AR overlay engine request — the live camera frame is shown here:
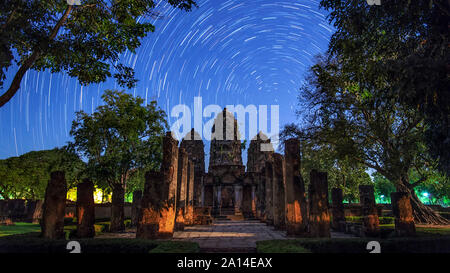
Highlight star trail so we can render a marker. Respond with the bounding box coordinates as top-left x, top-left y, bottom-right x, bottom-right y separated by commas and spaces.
0, 0, 334, 161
